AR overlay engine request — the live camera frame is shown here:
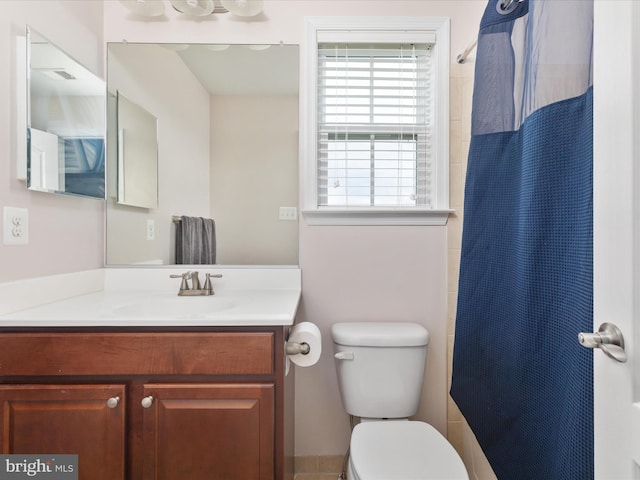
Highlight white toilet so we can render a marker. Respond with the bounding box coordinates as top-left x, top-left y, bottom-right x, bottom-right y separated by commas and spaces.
332, 322, 468, 480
